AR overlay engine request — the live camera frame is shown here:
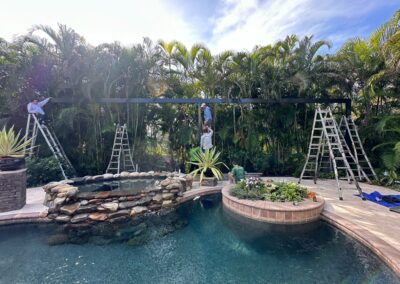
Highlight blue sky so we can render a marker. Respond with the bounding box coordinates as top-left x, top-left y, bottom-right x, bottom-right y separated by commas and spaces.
1, 0, 399, 53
